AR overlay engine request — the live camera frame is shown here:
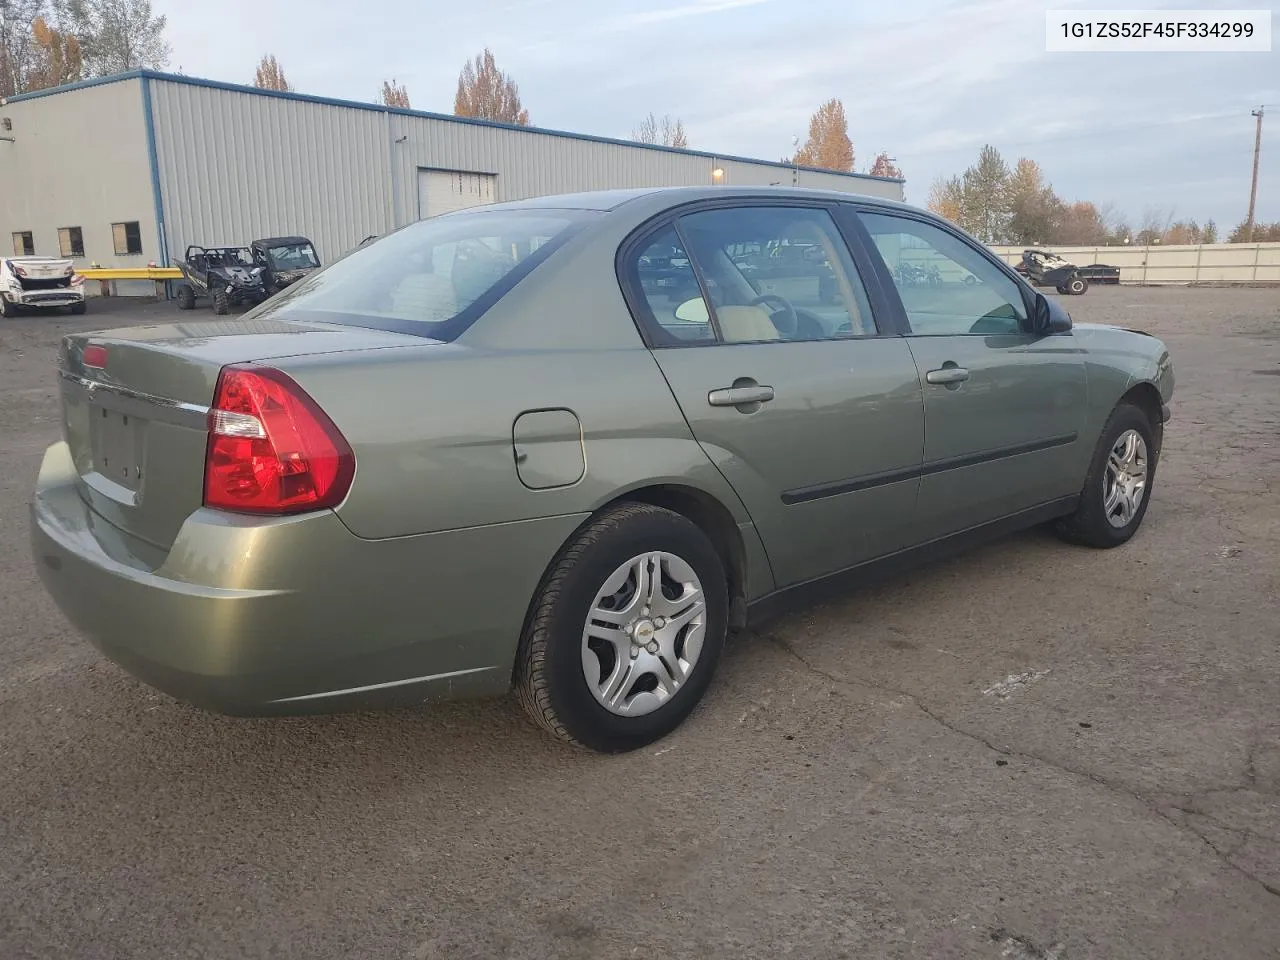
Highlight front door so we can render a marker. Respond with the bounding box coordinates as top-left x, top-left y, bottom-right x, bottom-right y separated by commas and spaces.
623, 204, 924, 588
852, 209, 1087, 538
